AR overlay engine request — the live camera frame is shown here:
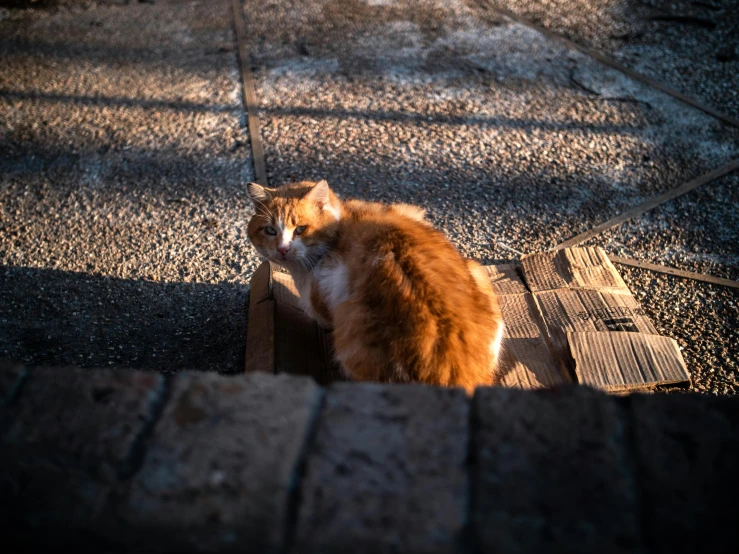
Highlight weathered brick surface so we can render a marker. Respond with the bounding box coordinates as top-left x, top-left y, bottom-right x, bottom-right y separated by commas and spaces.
112, 371, 322, 553
3, 362, 739, 554
293, 383, 470, 554
0, 366, 165, 543
631, 393, 739, 554
2, 366, 165, 479
472, 386, 644, 554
